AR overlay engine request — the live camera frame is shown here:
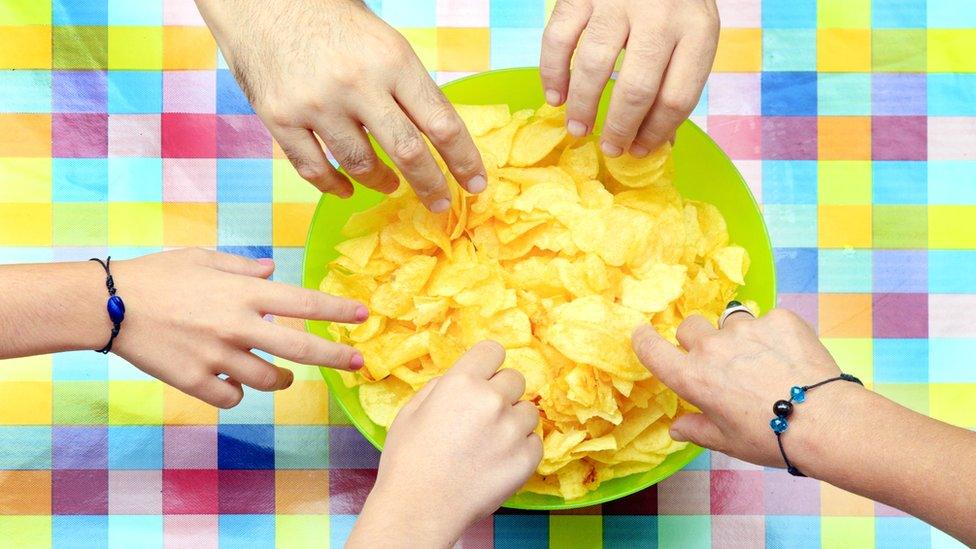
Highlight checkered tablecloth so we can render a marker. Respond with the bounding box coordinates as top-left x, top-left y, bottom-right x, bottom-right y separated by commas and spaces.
1, 0, 974, 547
